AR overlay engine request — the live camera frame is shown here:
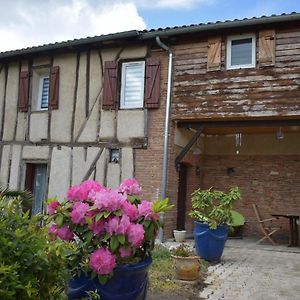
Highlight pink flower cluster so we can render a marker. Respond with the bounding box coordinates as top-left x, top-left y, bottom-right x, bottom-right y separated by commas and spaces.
47, 178, 163, 278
